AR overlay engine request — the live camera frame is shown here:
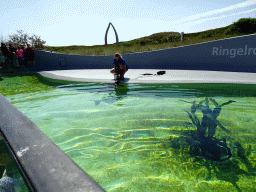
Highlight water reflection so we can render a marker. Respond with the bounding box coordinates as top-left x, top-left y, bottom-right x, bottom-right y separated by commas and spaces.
93, 83, 130, 105
57, 83, 256, 99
